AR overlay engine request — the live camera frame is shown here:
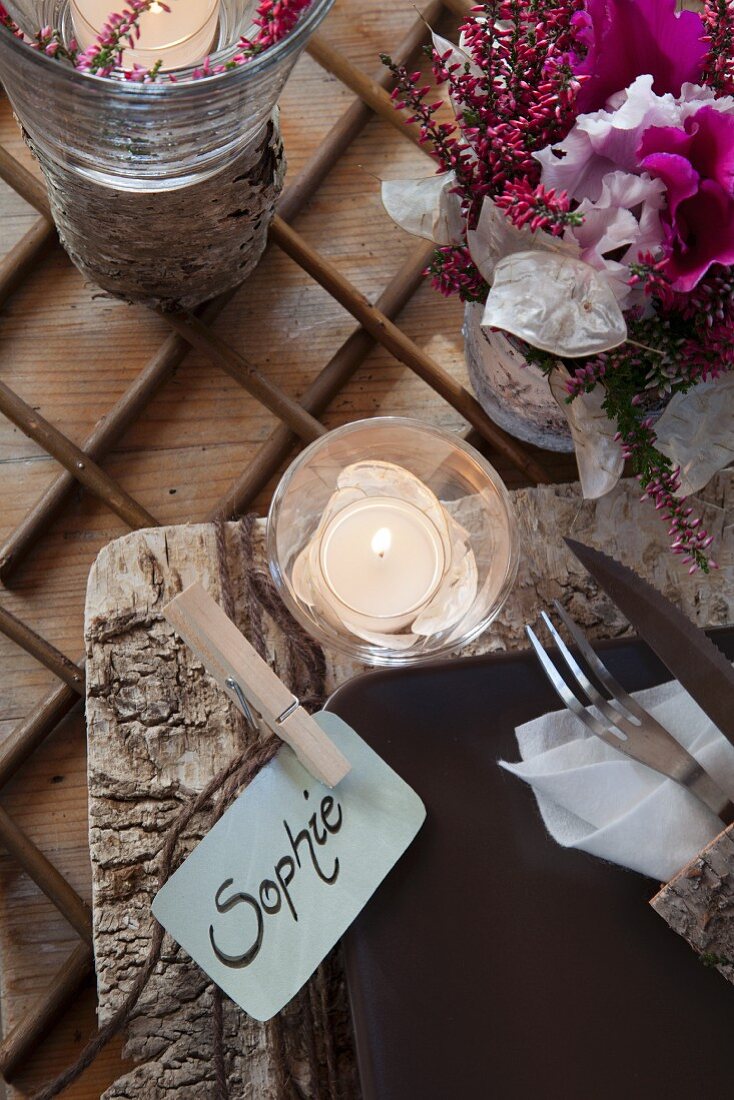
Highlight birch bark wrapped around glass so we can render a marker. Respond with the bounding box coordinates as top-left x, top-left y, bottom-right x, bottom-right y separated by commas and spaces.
0, 0, 333, 307
463, 301, 575, 453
